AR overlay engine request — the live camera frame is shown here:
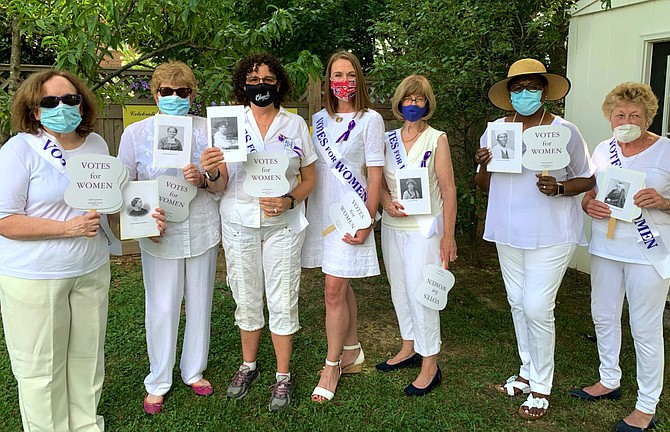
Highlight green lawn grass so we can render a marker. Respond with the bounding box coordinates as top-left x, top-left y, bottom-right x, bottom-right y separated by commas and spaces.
0, 238, 668, 431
